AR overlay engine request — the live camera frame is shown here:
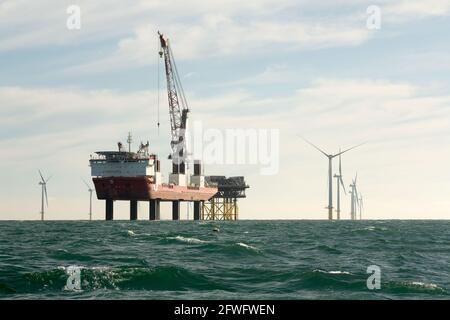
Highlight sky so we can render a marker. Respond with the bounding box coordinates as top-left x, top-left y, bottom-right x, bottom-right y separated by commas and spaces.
1, 0, 450, 220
